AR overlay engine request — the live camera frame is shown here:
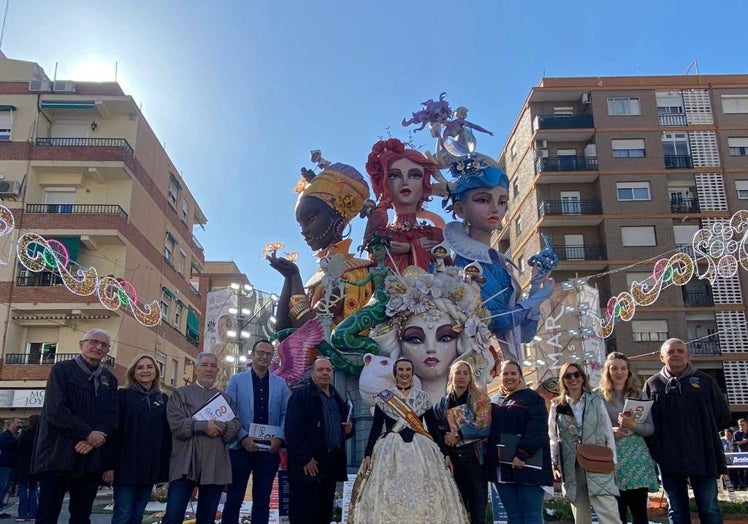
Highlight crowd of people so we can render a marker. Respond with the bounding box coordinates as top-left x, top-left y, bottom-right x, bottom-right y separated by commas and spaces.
0, 329, 731, 524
